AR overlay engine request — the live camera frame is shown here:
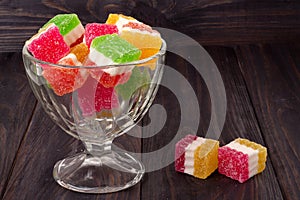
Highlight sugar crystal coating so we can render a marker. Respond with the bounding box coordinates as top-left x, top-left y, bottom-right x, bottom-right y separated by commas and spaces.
175, 135, 219, 179
121, 22, 162, 60
26, 13, 164, 98
175, 135, 198, 173
89, 34, 141, 65
218, 138, 267, 183
235, 138, 267, 173
27, 24, 70, 63
84, 23, 118, 47
43, 14, 85, 46
106, 13, 138, 31
89, 69, 131, 88
70, 43, 89, 63
193, 139, 219, 179
42, 54, 88, 96
77, 76, 119, 116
